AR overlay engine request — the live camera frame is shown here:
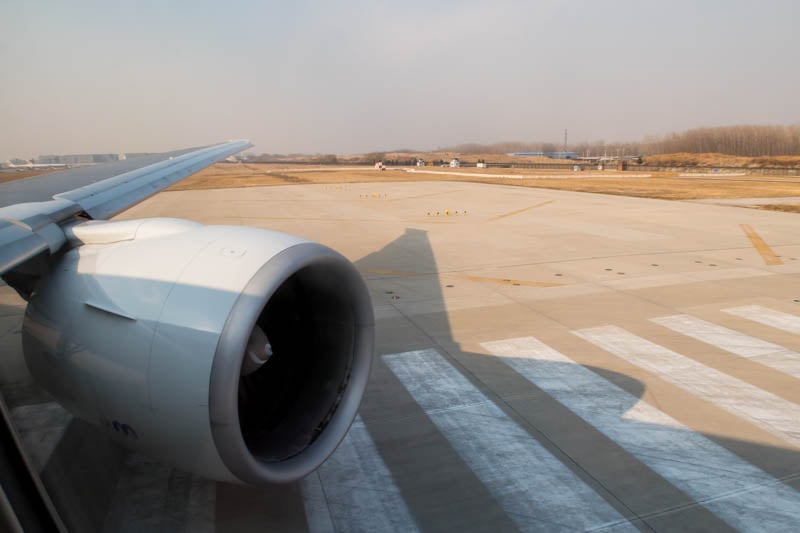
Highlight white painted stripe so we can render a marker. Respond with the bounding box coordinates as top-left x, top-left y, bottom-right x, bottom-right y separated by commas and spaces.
302, 415, 418, 533
301, 472, 336, 533
482, 337, 800, 531
101, 454, 217, 532
10, 402, 72, 472
575, 325, 800, 448
383, 349, 634, 532
652, 314, 800, 380
102, 455, 169, 531
724, 305, 800, 335
182, 477, 216, 533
